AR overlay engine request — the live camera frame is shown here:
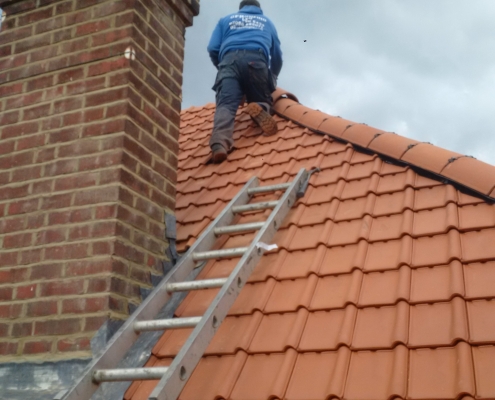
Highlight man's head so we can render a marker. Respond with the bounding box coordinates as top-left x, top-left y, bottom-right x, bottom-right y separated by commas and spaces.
239, 0, 261, 10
